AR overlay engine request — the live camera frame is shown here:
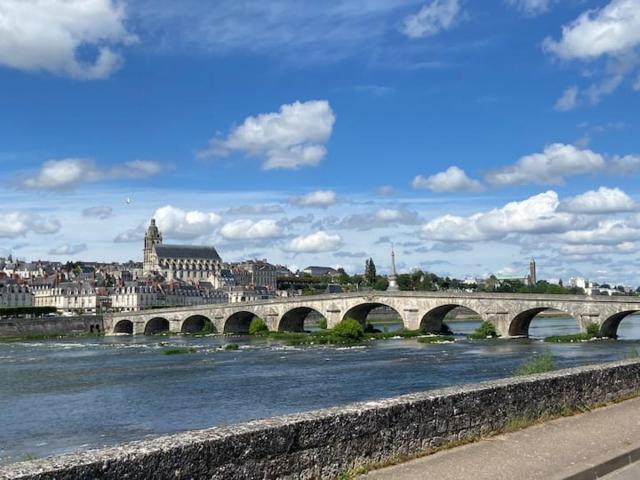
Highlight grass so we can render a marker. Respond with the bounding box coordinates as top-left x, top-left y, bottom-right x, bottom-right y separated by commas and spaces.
163, 347, 197, 355
337, 390, 640, 479
514, 353, 556, 376
544, 333, 595, 343
417, 335, 455, 344
626, 348, 640, 359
